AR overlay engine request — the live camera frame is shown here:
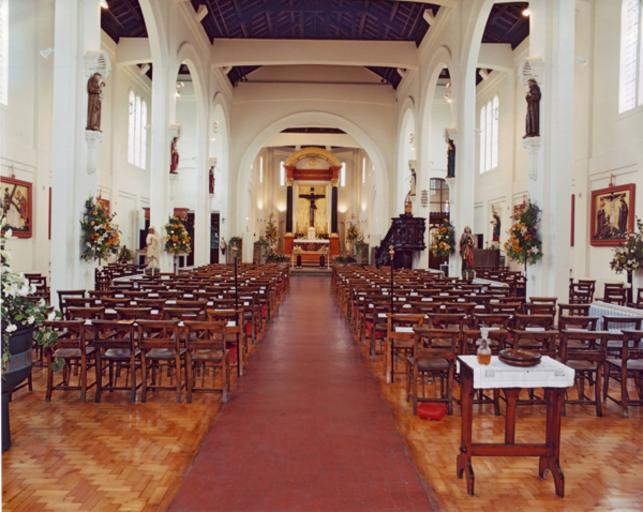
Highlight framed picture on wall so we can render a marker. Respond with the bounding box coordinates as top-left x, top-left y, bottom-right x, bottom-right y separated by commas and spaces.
0, 176, 33, 238
590, 183, 636, 246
